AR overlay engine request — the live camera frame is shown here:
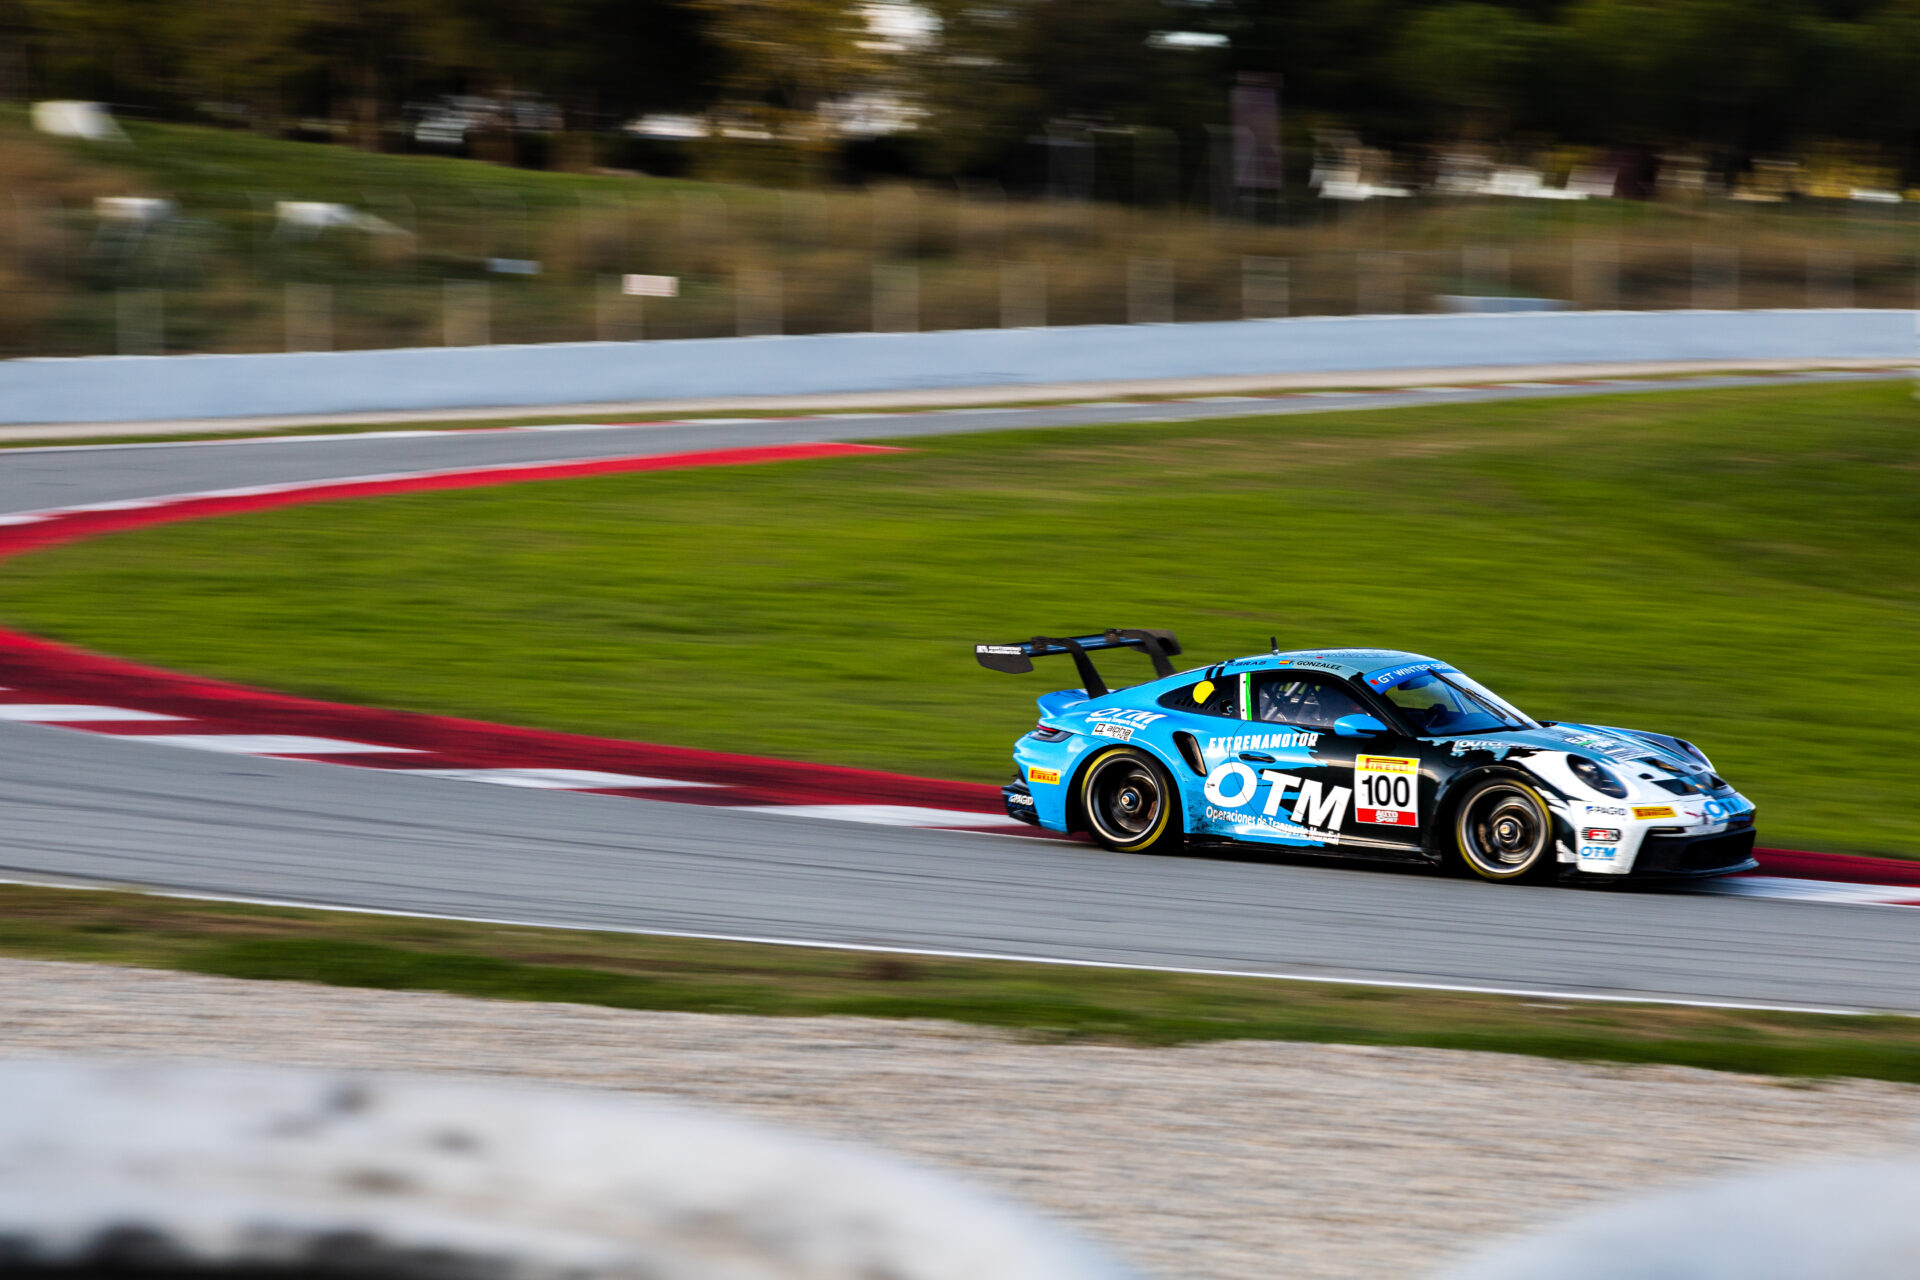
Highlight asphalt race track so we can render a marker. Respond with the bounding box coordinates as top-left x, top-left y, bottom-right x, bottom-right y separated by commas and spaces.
4, 372, 1919, 1014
